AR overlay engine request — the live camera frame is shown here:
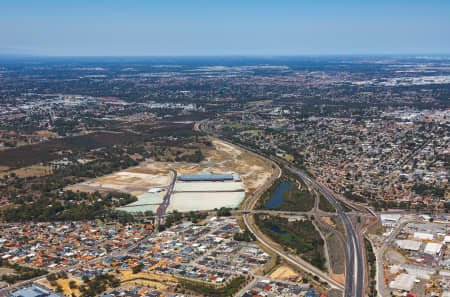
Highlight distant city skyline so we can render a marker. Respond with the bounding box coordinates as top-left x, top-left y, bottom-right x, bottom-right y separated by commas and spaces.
1, 0, 450, 56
